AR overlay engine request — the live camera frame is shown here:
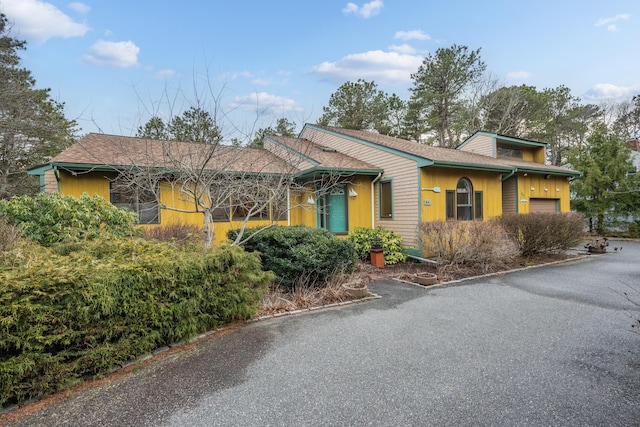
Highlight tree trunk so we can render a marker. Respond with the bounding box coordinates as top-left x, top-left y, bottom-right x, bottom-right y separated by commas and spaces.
203, 209, 213, 248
